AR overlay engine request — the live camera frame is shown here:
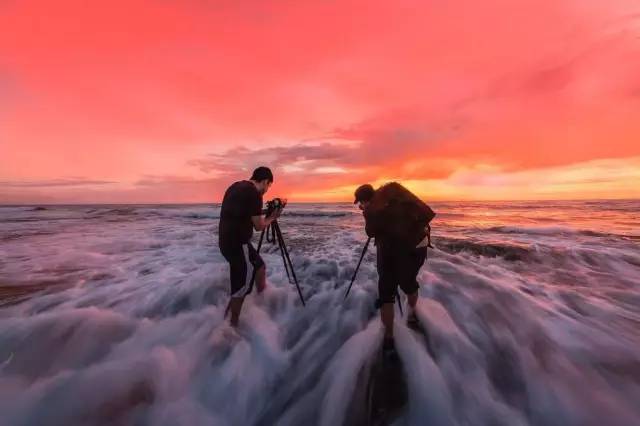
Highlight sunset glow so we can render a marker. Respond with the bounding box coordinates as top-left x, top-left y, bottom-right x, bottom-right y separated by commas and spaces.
1, 0, 640, 203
